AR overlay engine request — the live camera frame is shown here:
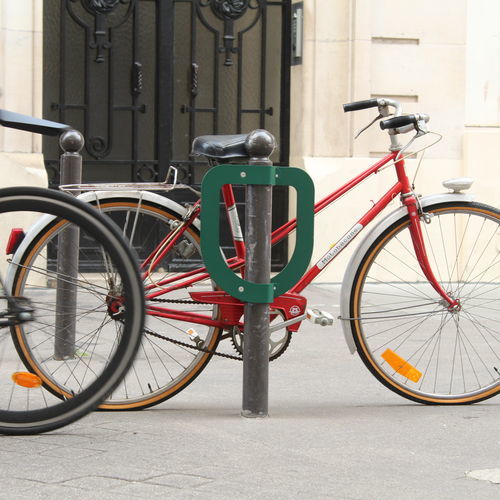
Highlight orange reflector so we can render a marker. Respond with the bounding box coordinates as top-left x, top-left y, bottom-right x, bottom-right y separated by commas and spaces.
11, 372, 42, 388
381, 349, 422, 383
